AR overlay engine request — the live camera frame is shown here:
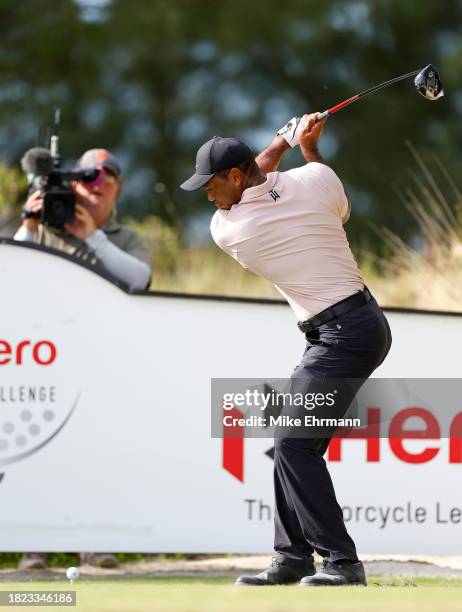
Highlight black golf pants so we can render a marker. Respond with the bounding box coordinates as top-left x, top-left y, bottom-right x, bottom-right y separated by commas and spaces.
274, 297, 392, 566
